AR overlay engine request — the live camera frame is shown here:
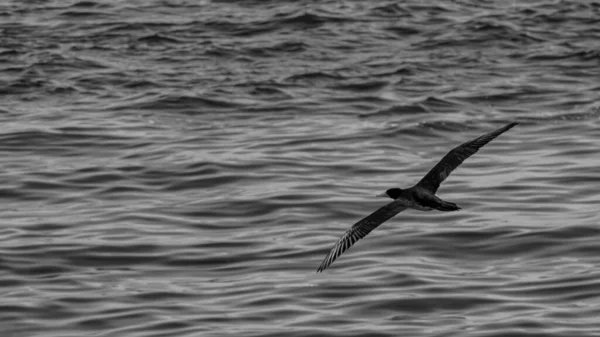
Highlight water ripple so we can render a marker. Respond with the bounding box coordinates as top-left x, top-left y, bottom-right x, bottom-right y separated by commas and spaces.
2, 0, 600, 336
